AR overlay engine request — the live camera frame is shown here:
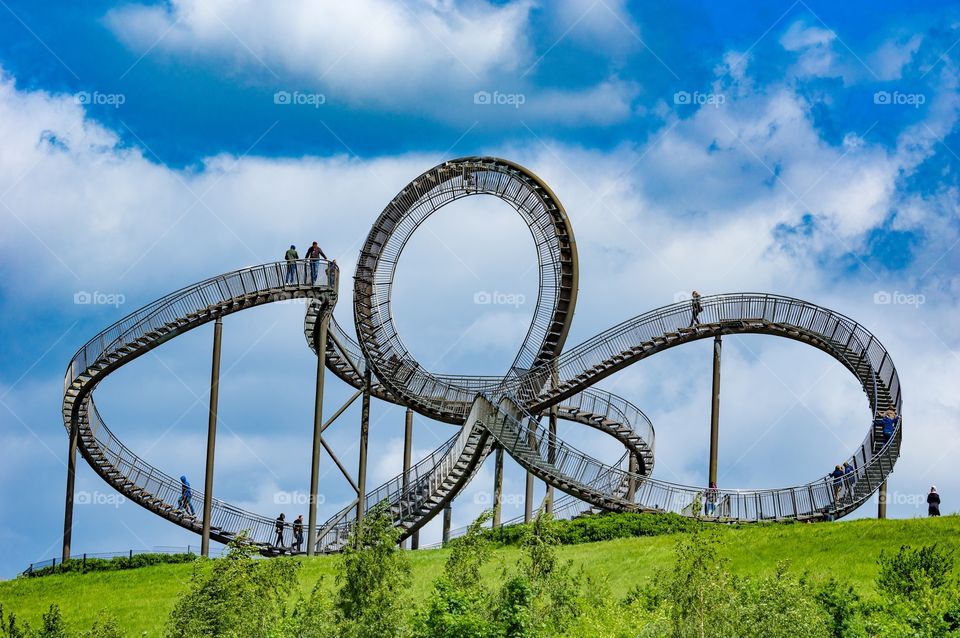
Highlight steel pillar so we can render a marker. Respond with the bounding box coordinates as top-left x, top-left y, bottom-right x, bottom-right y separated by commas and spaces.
878, 480, 888, 519
545, 407, 557, 515
356, 368, 371, 522
442, 502, 452, 545
709, 335, 721, 486
402, 408, 416, 549
201, 317, 223, 556
307, 313, 330, 556
524, 422, 537, 523
492, 444, 504, 528
62, 416, 80, 562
